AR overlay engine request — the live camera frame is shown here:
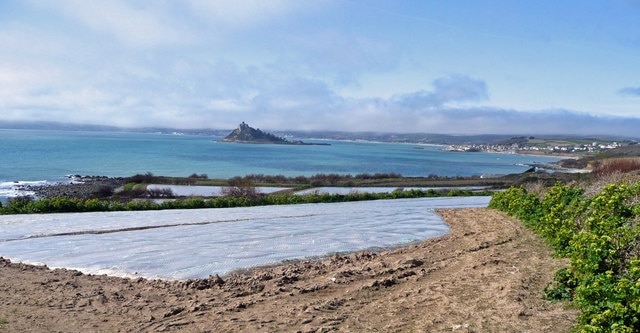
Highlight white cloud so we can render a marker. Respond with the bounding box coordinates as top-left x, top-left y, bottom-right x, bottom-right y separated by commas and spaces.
392, 75, 489, 109
30, 0, 190, 47
2, 1, 639, 137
